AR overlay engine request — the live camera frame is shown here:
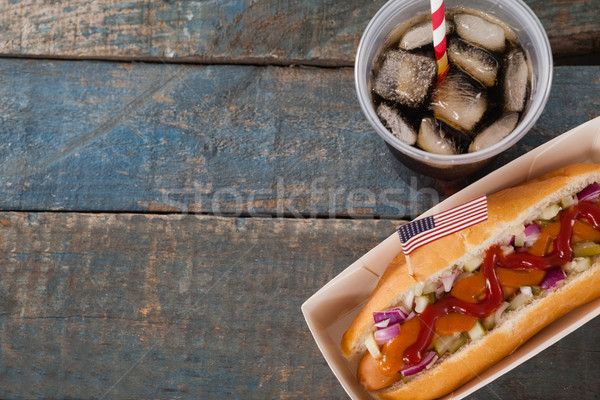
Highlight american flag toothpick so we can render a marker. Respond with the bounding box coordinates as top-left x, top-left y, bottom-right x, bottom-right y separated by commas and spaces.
397, 195, 488, 276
